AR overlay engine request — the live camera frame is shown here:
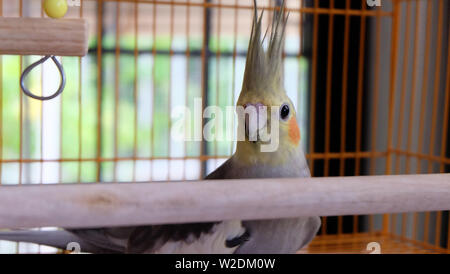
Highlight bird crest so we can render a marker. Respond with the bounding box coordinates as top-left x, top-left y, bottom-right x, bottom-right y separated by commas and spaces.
242, 0, 288, 94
